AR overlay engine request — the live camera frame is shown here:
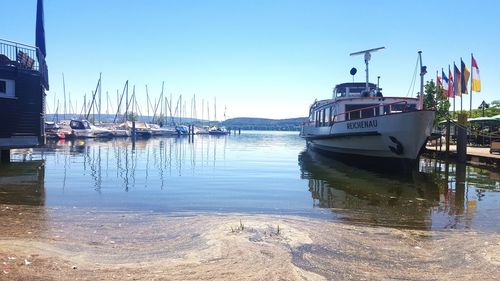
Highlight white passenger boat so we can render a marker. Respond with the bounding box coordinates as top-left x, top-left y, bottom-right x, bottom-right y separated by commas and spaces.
300, 48, 435, 164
